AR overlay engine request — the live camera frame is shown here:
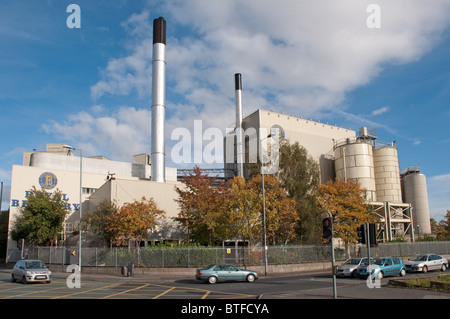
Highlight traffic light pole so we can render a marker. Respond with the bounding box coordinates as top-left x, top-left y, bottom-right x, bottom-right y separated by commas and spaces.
330, 222, 337, 299
366, 223, 371, 266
